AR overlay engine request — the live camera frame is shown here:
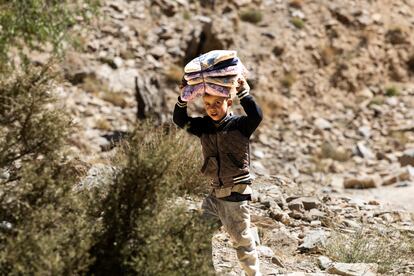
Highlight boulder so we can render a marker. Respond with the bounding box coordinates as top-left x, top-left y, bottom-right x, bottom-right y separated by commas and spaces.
298, 230, 327, 252
288, 198, 305, 212
314, 118, 332, 130
318, 256, 332, 270
301, 197, 321, 210
256, 245, 274, 258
